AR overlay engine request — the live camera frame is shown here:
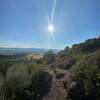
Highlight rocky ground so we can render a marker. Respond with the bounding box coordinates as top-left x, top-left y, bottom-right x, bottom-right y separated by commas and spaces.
42, 67, 71, 100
